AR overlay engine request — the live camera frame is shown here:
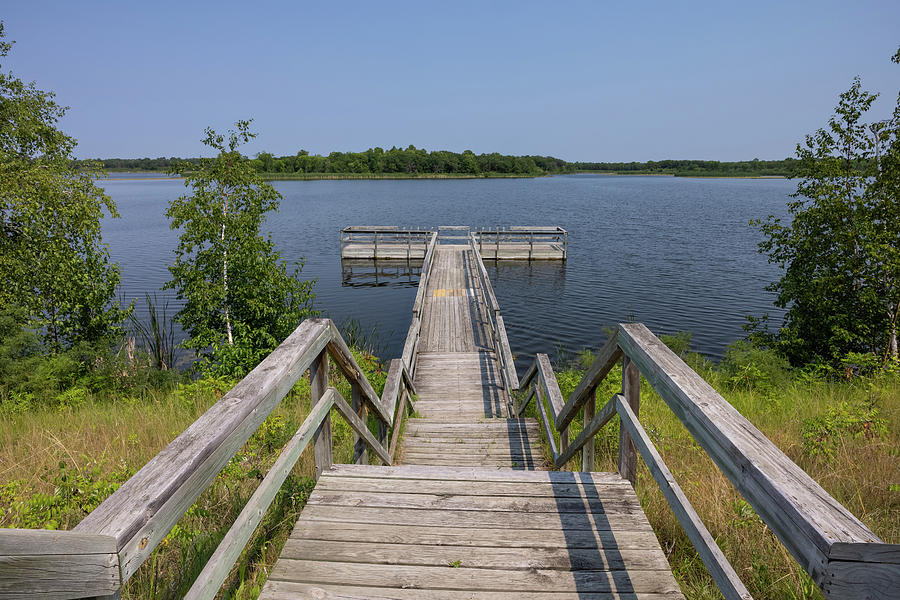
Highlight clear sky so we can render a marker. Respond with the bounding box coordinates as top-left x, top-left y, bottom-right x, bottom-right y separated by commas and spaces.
3, 1, 898, 161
